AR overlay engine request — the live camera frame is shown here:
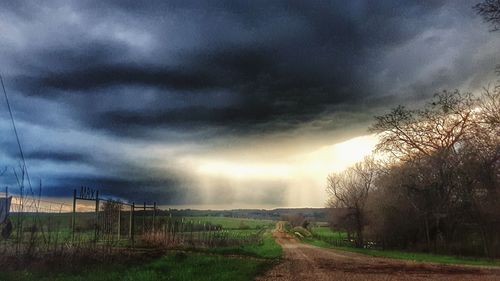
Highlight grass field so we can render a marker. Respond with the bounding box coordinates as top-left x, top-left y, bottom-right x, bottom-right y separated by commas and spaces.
1, 217, 281, 281
187, 216, 275, 229
310, 226, 347, 239
7, 214, 275, 248
0, 252, 271, 281
207, 231, 282, 259
307, 226, 352, 247
302, 227, 500, 267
